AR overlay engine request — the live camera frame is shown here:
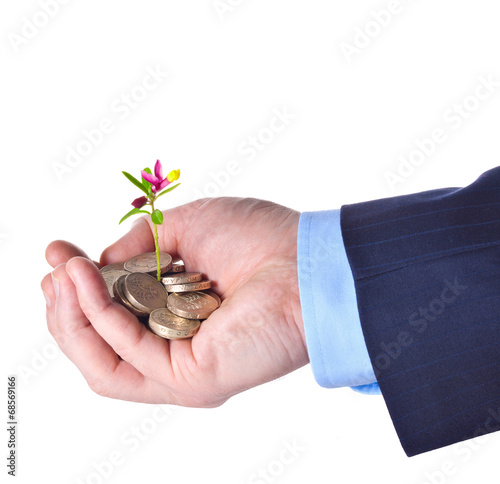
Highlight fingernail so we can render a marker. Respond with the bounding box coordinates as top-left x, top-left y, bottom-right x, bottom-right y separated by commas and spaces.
42, 291, 51, 308
51, 272, 59, 298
